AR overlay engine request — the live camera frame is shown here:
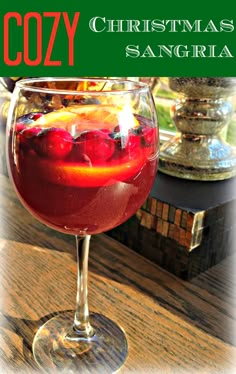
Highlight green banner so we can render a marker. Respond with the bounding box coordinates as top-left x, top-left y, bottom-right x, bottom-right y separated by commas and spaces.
0, 0, 236, 76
